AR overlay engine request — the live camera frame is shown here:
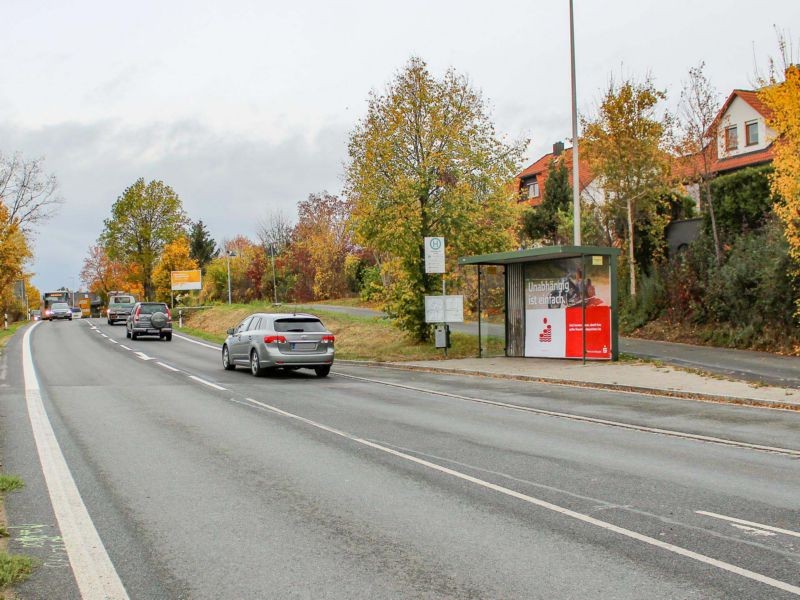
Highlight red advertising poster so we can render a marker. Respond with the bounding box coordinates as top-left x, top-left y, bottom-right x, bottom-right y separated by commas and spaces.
524, 257, 612, 360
